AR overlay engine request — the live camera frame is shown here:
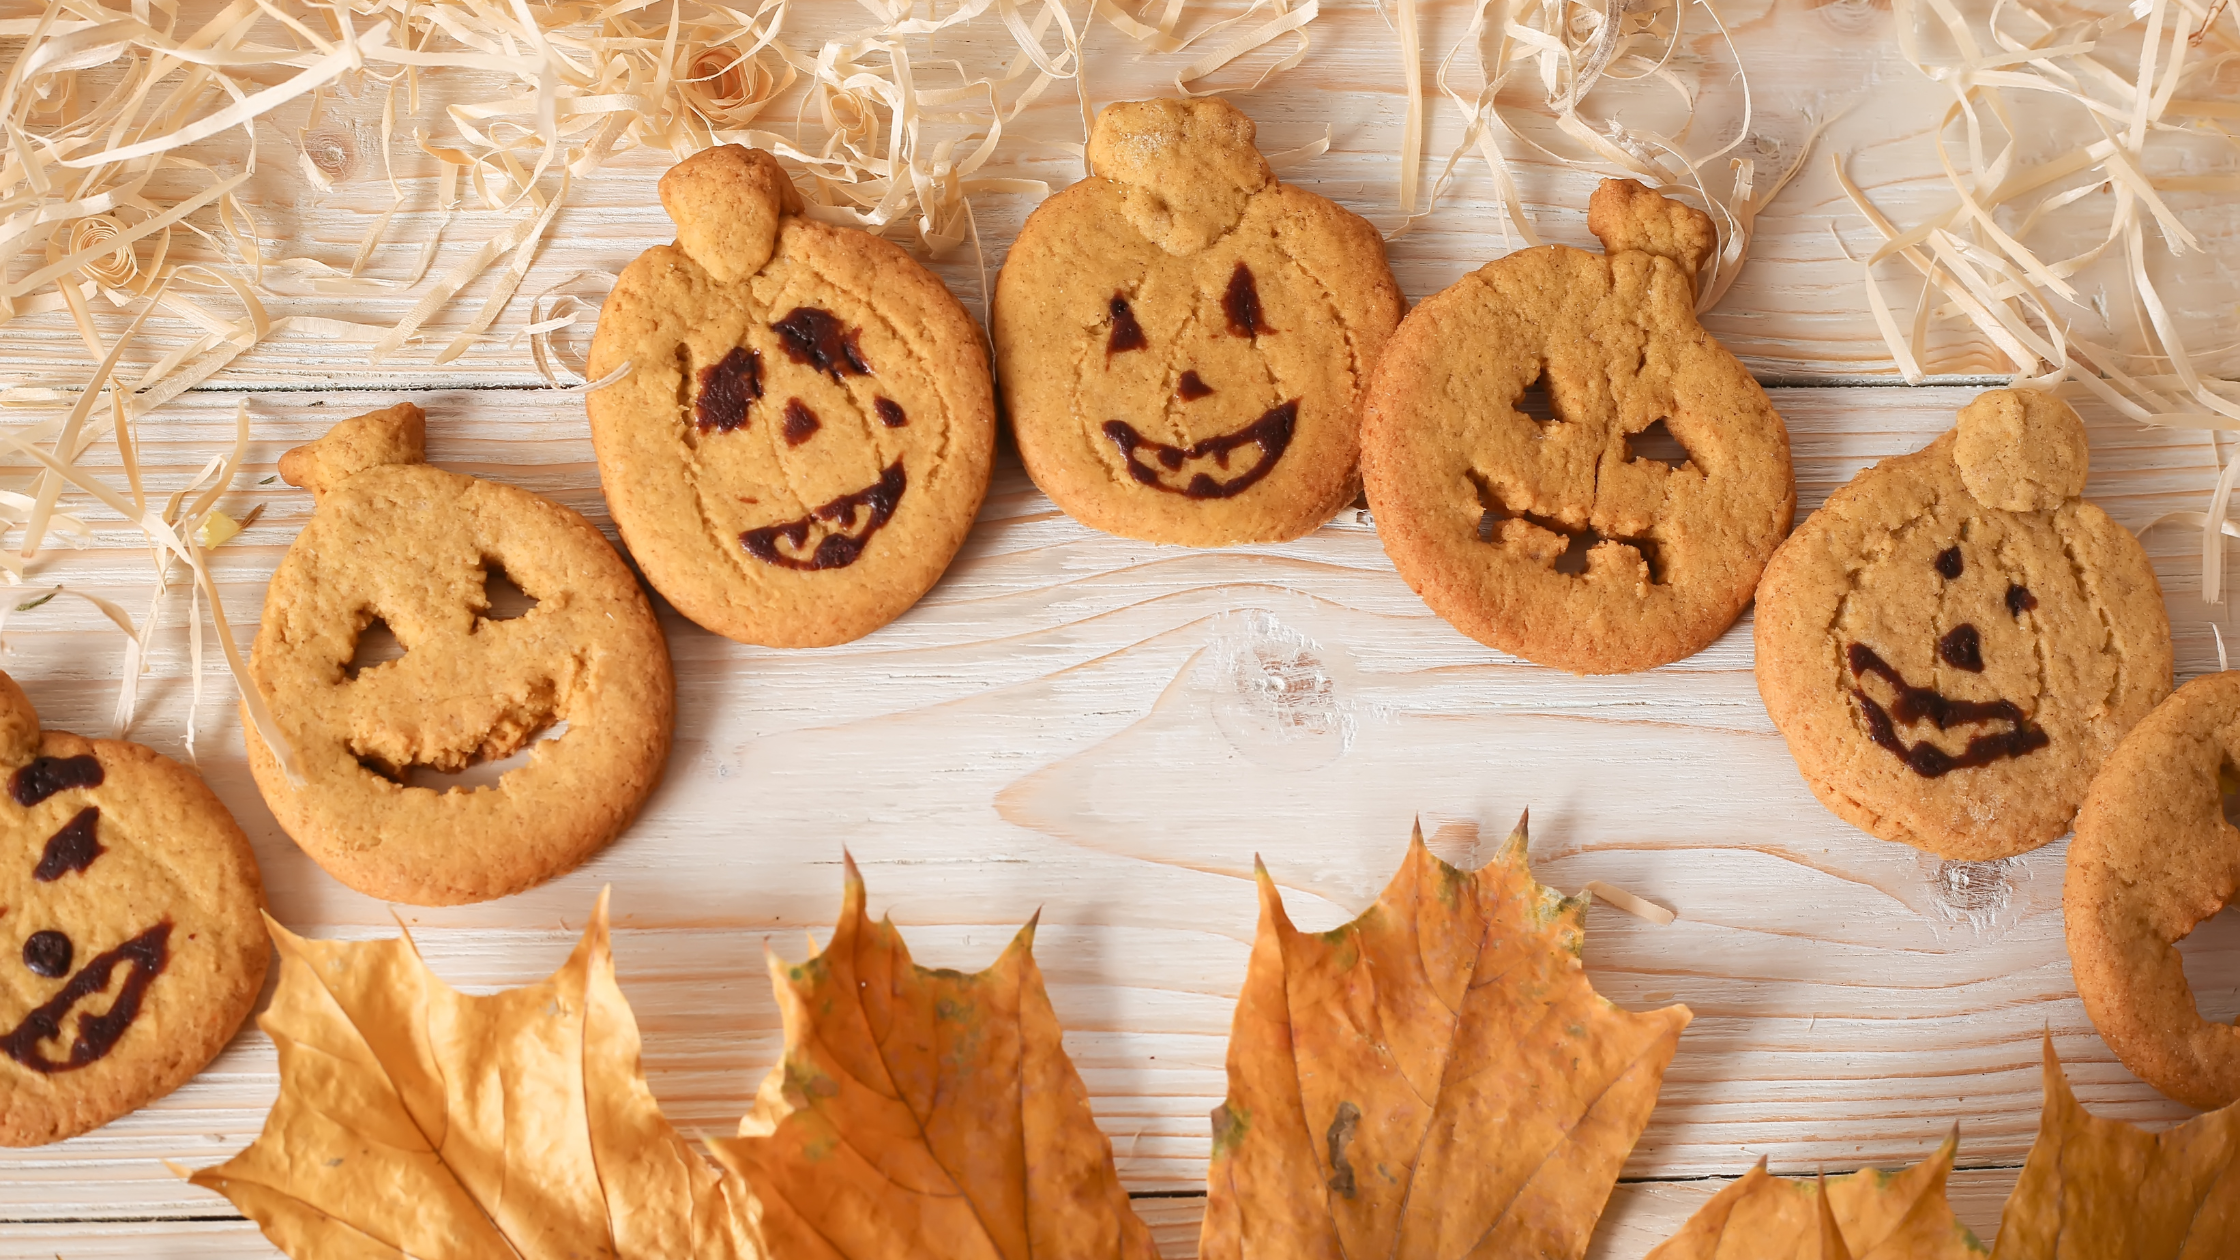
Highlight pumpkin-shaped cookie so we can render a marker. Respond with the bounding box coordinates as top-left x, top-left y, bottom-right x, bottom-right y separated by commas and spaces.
0, 672, 266, 1145
245, 403, 673, 906
1361, 179, 1795, 674
2067, 672, 2240, 1108
1755, 388, 2172, 859
587, 145, 997, 648
993, 97, 1404, 546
